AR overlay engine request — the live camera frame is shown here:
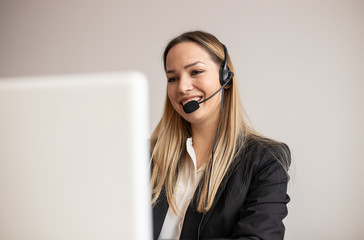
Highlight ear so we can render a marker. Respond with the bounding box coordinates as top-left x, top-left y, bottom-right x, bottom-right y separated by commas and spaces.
223, 72, 234, 89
